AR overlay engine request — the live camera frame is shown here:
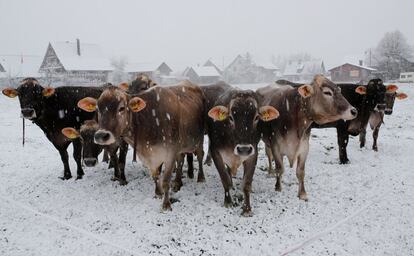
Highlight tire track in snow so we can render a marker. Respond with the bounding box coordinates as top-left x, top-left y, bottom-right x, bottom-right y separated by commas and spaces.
0, 194, 138, 256
279, 189, 390, 256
